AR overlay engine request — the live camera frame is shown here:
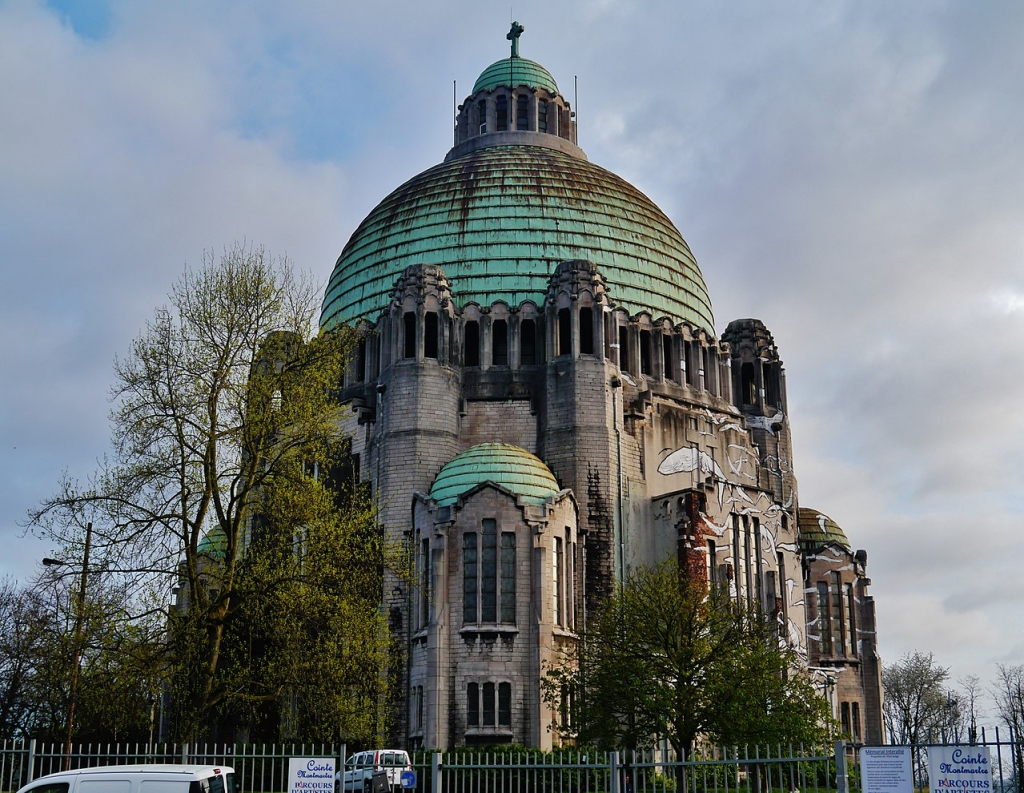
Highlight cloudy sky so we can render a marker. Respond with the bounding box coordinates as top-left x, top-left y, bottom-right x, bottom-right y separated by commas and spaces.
2, 0, 1023, 711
